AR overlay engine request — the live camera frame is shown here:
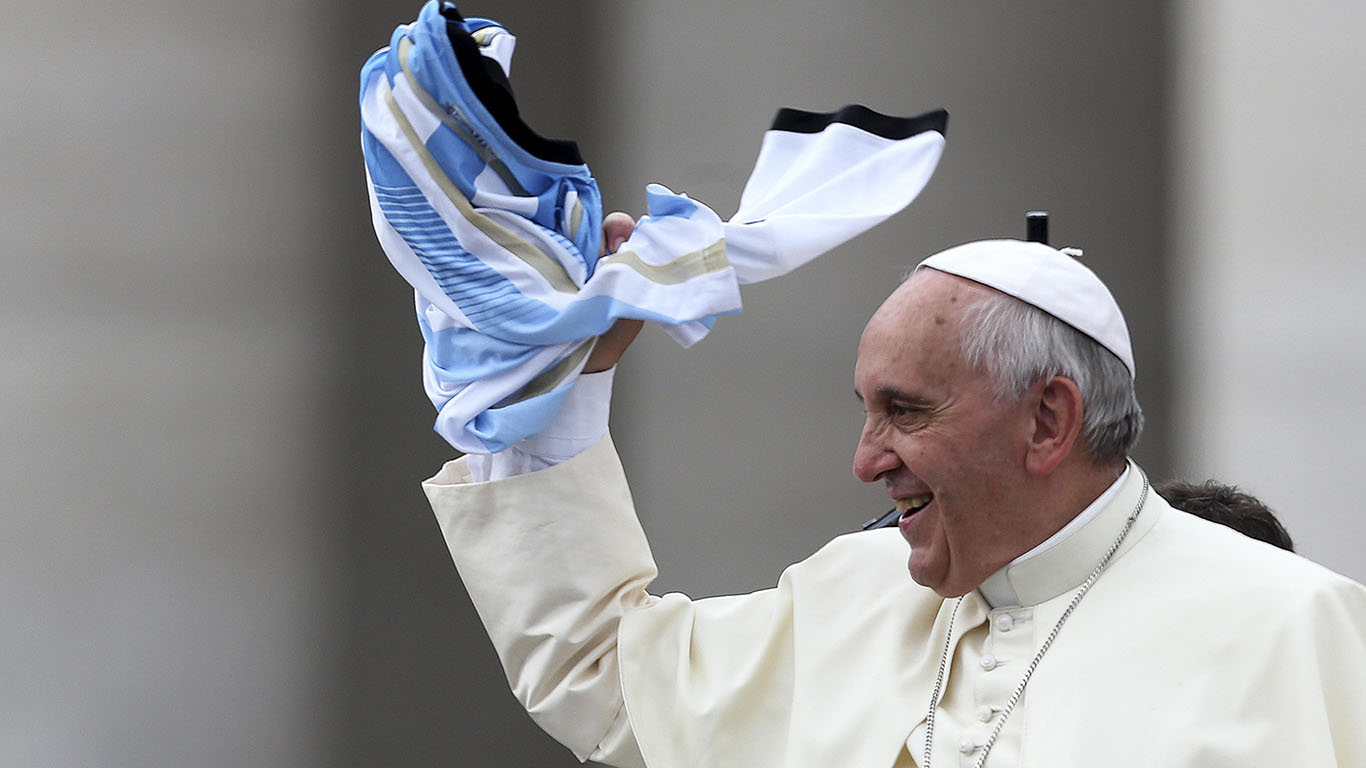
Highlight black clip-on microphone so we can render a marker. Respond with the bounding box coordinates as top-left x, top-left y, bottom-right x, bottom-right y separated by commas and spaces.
861, 508, 903, 531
